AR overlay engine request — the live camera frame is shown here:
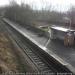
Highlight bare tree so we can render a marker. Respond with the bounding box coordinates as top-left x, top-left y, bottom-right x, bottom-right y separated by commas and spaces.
4, 0, 35, 26
67, 6, 75, 27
